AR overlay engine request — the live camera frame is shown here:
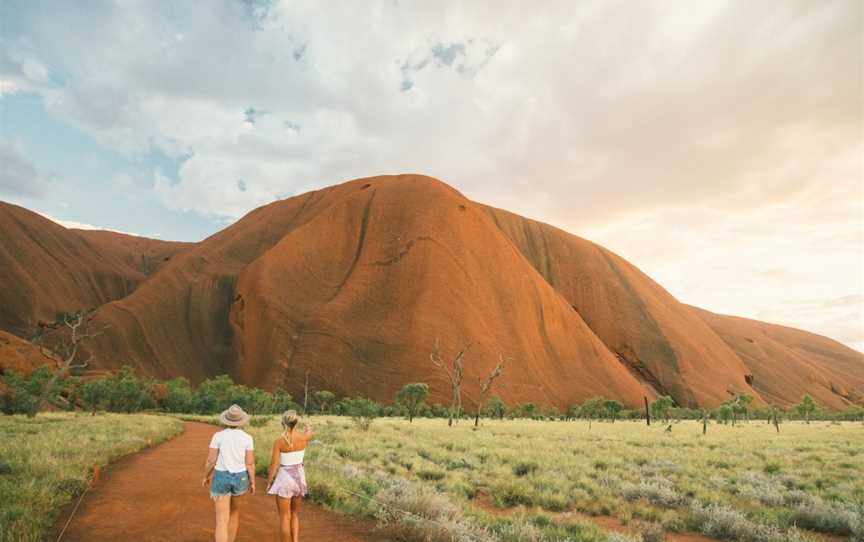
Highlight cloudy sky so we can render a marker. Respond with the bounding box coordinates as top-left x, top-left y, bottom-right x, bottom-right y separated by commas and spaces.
1, 0, 861, 350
